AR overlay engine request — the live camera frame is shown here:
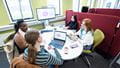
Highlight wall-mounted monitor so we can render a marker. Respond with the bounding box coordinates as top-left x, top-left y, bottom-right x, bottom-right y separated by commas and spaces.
36, 8, 56, 20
